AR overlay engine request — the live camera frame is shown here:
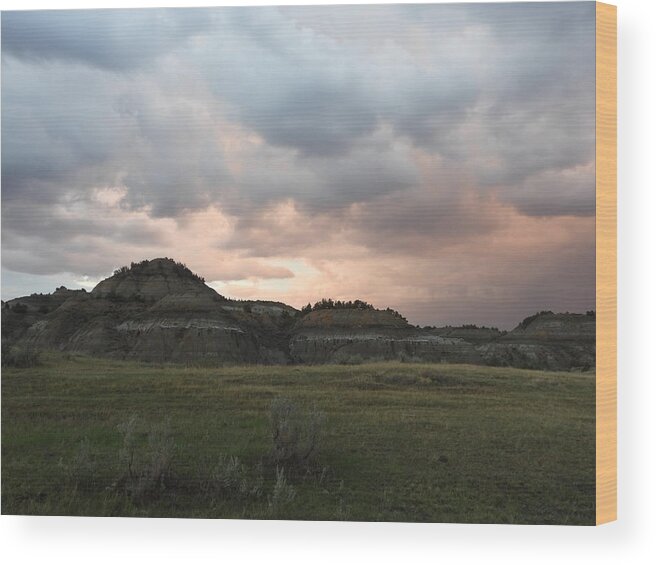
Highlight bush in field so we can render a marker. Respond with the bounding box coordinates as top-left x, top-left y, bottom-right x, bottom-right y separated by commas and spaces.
117, 414, 139, 480
269, 397, 325, 467
145, 420, 175, 488
60, 438, 97, 490
267, 467, 296, 516
116, 415, 175, 501
1, 344, 41, 368
200, 455, 263, 500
